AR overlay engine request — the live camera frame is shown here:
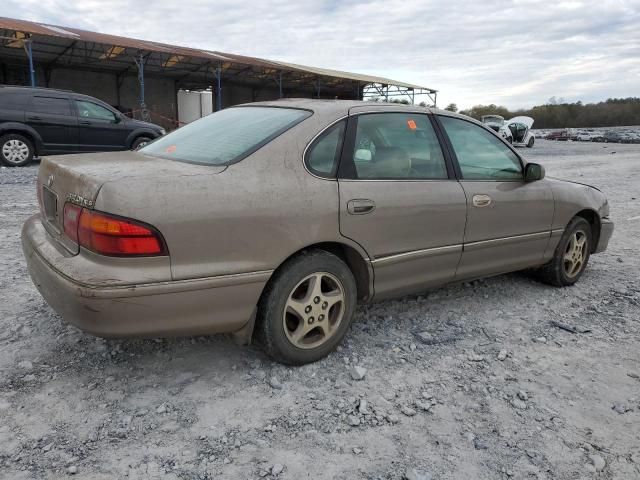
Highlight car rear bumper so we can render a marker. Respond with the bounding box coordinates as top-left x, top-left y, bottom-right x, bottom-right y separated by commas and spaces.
22, 214, 270, 338
594, 217, 614, 254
